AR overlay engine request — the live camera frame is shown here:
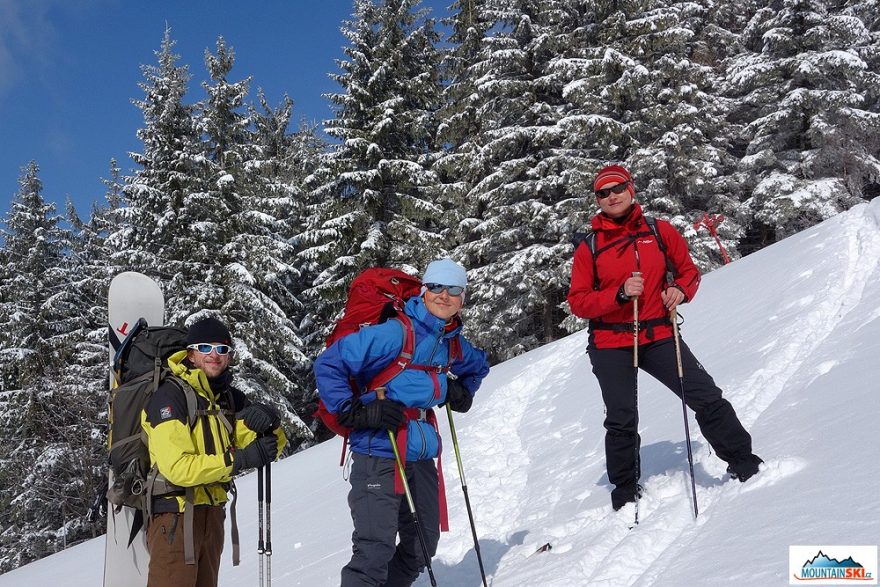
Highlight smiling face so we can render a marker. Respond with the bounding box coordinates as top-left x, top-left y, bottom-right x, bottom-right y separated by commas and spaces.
187, 343, 232, 378
596, 182, 634, 219
423, 288, 464, 321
